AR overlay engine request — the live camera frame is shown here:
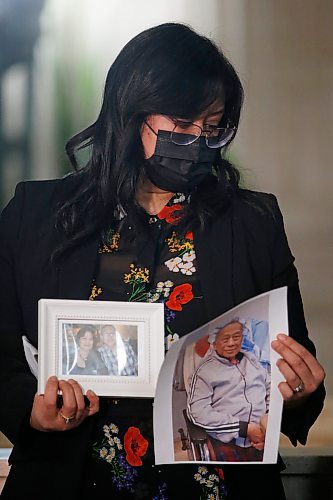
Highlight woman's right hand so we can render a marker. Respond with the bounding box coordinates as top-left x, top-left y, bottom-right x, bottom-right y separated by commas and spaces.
30, 376, 99, 432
